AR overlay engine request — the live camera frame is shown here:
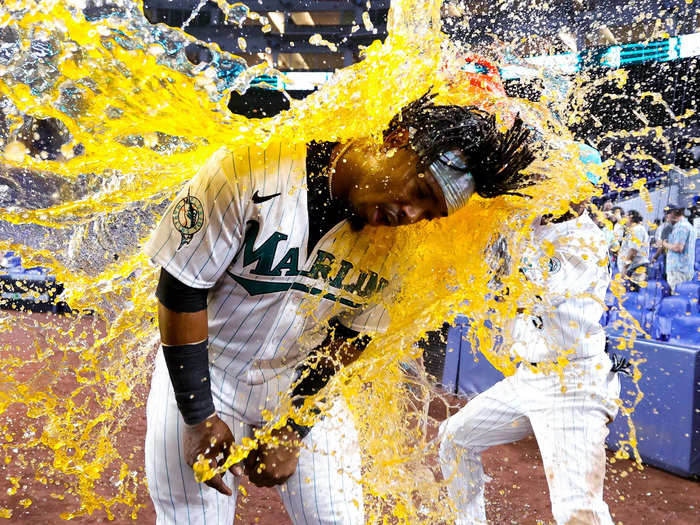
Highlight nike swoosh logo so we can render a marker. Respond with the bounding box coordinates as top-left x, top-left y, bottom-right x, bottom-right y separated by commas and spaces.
252, 190, 281, 204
